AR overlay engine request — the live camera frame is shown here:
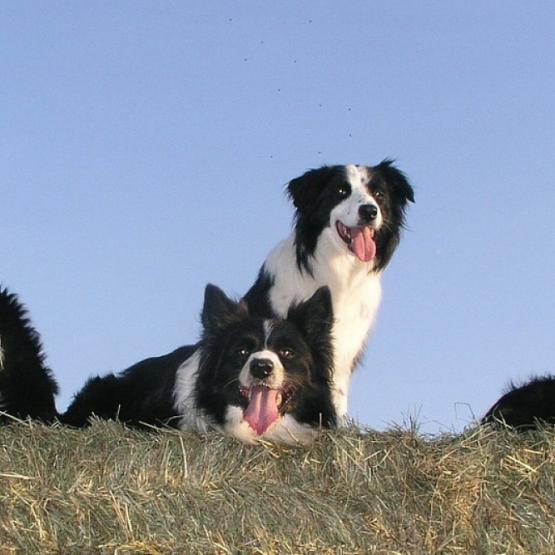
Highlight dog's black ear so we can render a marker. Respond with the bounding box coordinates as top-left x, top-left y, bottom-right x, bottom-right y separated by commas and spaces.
201, 284, 247, 333
287, 167, 333, 210
375, 159, 414, 204
287, 286, 334, 345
